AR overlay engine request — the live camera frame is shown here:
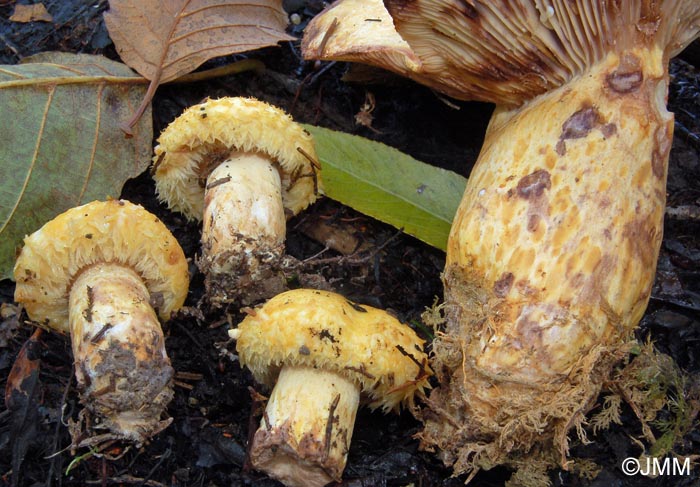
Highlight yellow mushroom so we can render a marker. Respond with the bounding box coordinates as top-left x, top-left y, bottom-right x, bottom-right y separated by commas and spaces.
303, 0, 700, 479
13, 200, 189, 444
229, 289, 432, 487
152, 97, 321, 307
